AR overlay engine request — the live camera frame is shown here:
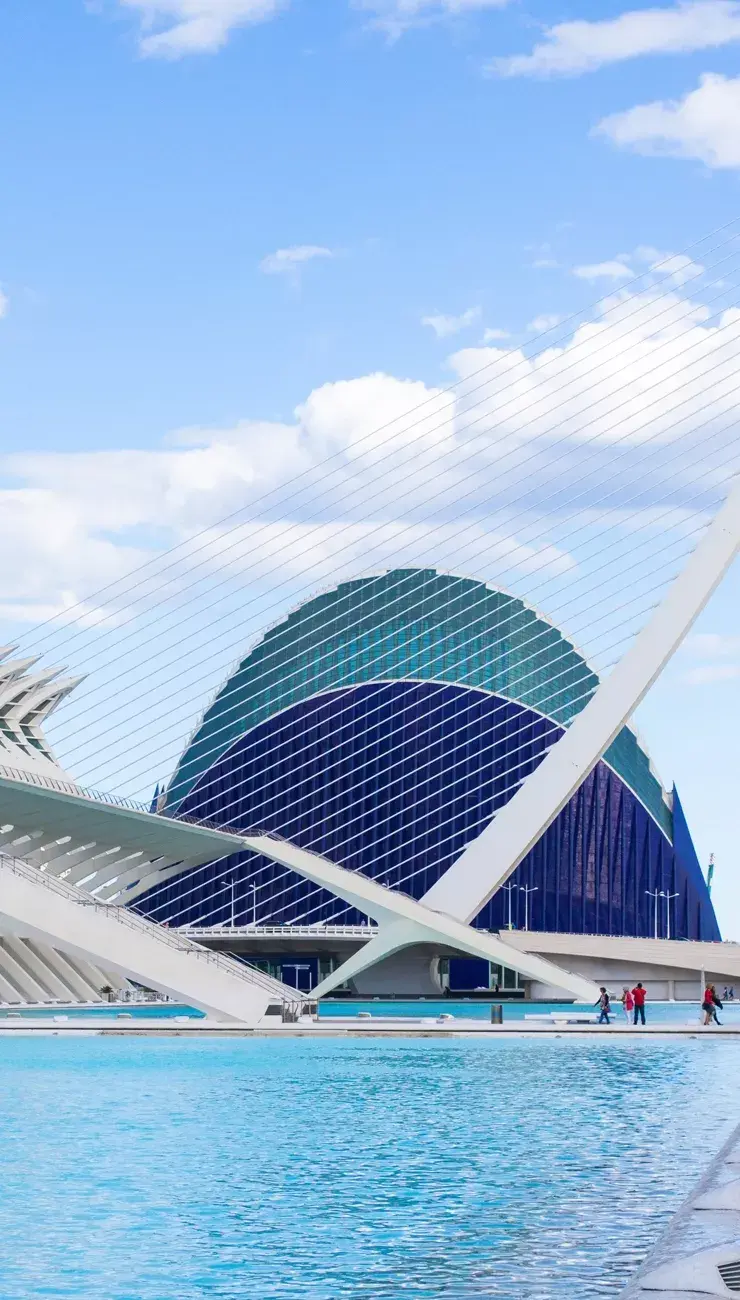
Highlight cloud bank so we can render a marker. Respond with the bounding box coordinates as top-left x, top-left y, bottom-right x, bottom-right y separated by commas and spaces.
494, 1, 740, 77
596, 72, 740, 168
